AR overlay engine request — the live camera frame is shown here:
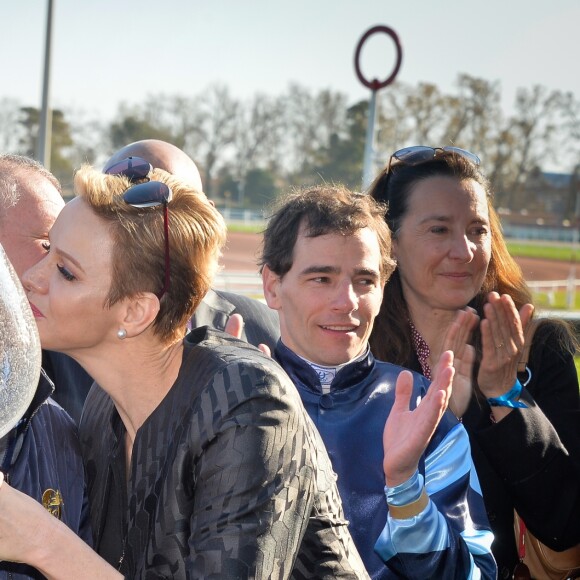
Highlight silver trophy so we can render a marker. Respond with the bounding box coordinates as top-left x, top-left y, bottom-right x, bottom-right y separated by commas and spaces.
0, 245, 40, 438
